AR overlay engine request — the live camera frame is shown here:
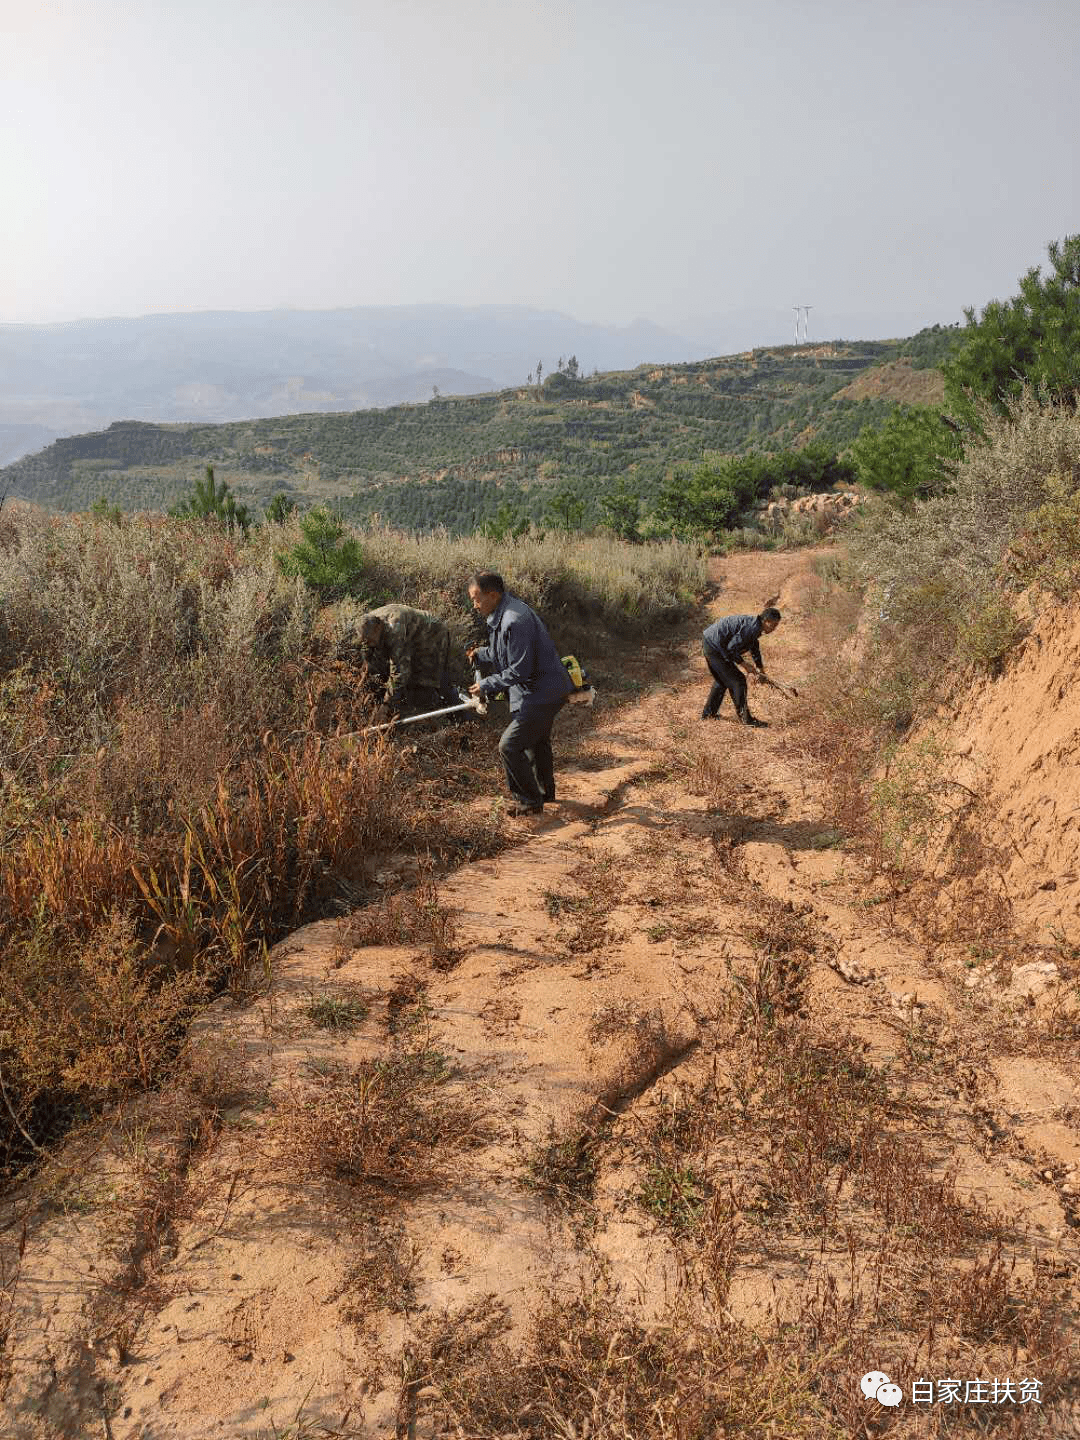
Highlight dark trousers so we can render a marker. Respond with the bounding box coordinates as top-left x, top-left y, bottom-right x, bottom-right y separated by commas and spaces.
498, 699, 566, 806
702, 644, 749, 720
